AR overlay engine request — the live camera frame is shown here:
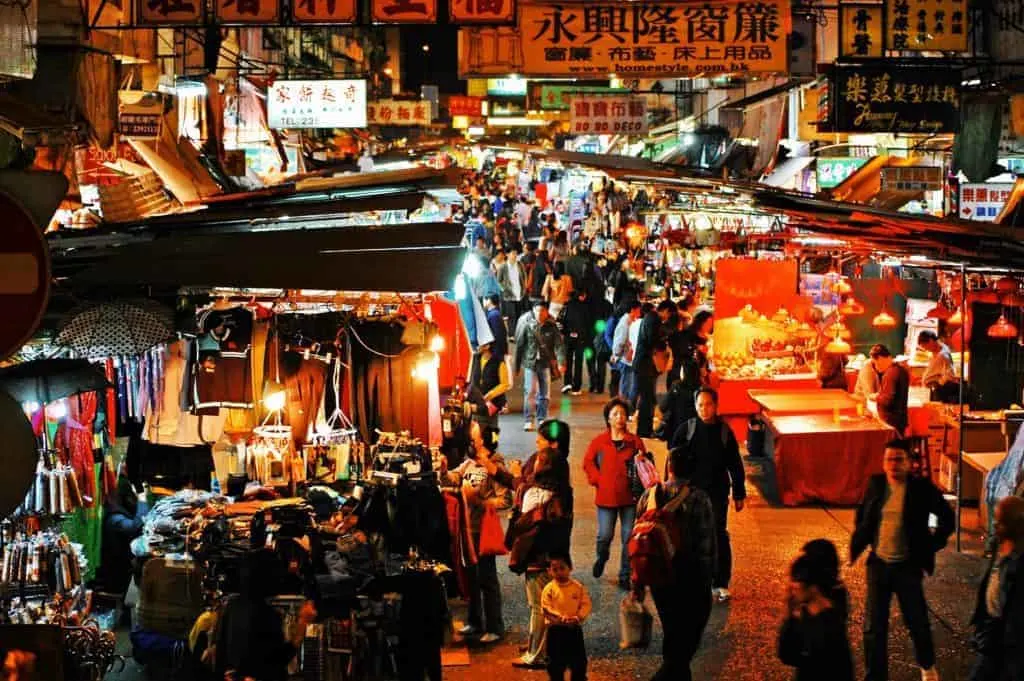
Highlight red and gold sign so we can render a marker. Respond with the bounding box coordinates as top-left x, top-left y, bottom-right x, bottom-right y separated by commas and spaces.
291, 0, 357, 23
450, 0, 515, 24
136, 0, 203, 25
367, 100, 432, 126
448, 96, 485, 117
372, 0, 437, 23
214, 0, 279, 23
